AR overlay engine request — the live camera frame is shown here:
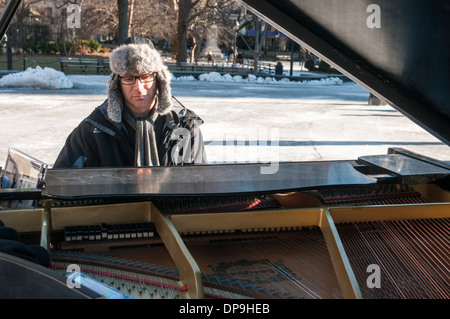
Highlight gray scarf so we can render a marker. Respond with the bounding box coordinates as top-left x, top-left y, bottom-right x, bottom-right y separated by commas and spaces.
122, 106, 160, 167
